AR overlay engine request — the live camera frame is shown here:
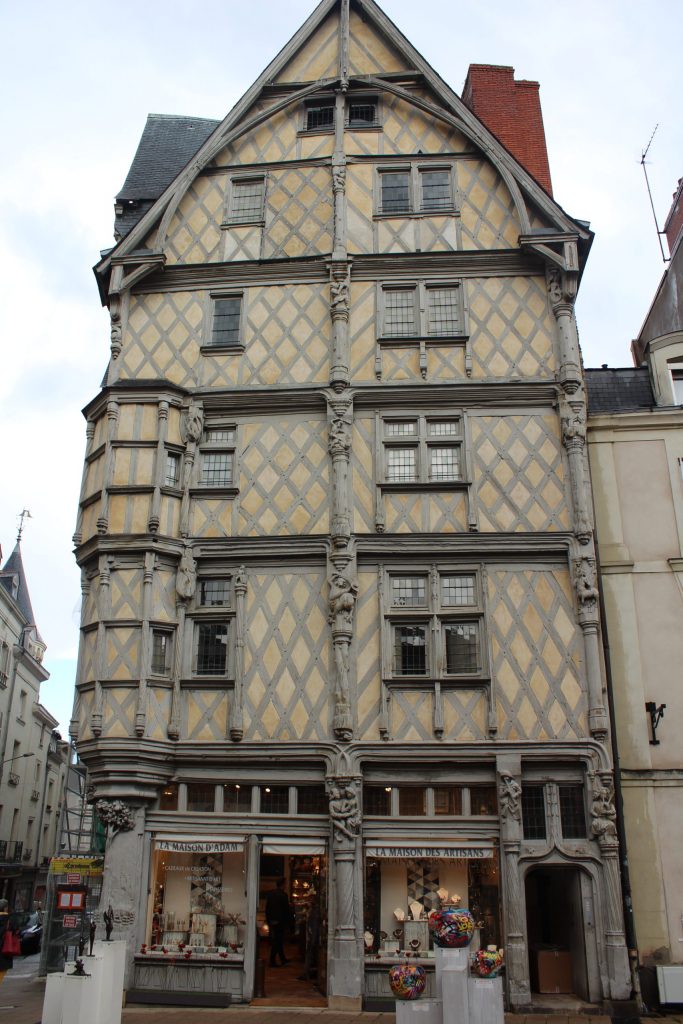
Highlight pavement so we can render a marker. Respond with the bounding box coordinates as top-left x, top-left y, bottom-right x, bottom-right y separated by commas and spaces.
3, 958, 682, 1024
